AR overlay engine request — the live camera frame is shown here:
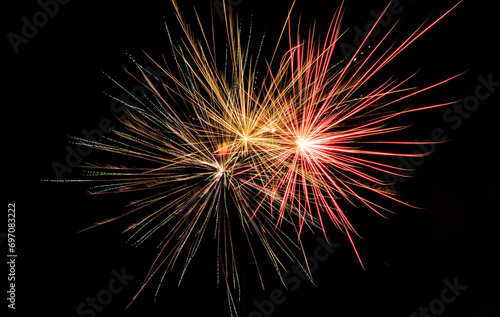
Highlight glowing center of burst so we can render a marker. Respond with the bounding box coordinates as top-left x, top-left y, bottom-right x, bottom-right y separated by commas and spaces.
216, 165, 226, 177
296, 138, 310, 151
241, 132, 251, 142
